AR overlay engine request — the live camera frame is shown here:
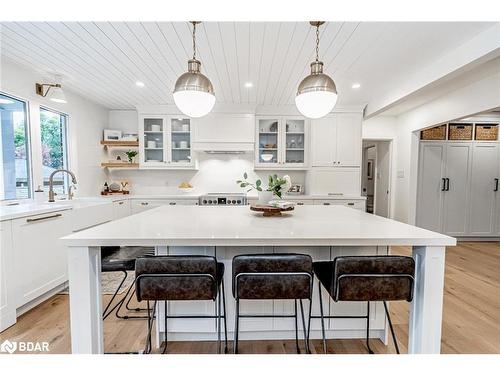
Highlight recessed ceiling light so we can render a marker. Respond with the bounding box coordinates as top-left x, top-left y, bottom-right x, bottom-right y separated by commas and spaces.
244, 82, 253, 88
351, 83, 361, 89
135, 81, 145, 88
